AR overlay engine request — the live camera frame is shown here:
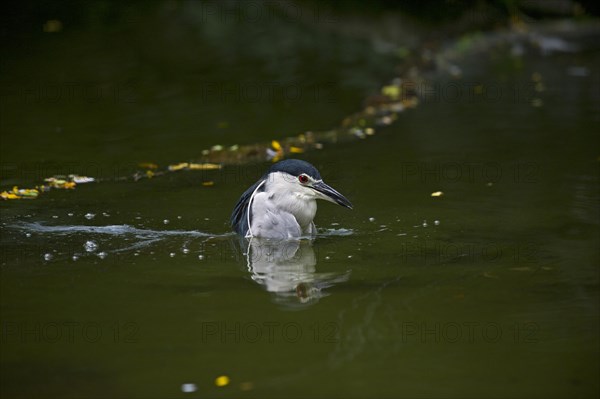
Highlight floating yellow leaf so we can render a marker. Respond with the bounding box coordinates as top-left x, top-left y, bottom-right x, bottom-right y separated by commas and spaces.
188, 163, 222, 170
202, 181, 214, 186
1, 191, 20, 200
20, 189, 40, 197
268, 140, 285, 162
381, 85, 401, 100
168, 163, 189, 171
44, 178, 63, 186
146, 170, 155, 178
431, 191, 444, 197
271, 140, 282, 151
43, 178, 77, 189
1, 187, 39, 199
215, 375, 230, 387
290, 146, 304, 153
